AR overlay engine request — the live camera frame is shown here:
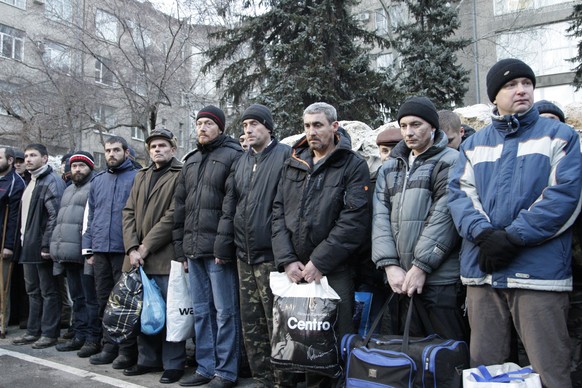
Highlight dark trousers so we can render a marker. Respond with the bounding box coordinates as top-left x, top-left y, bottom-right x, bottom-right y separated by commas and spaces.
23, 262, 61, 339
93, 253, 136, 356
467, 286, 571, 388
396, 283, 469, 342
137, 274, 186, 370
305, 269, 354, 388
62, 262, 101, 342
